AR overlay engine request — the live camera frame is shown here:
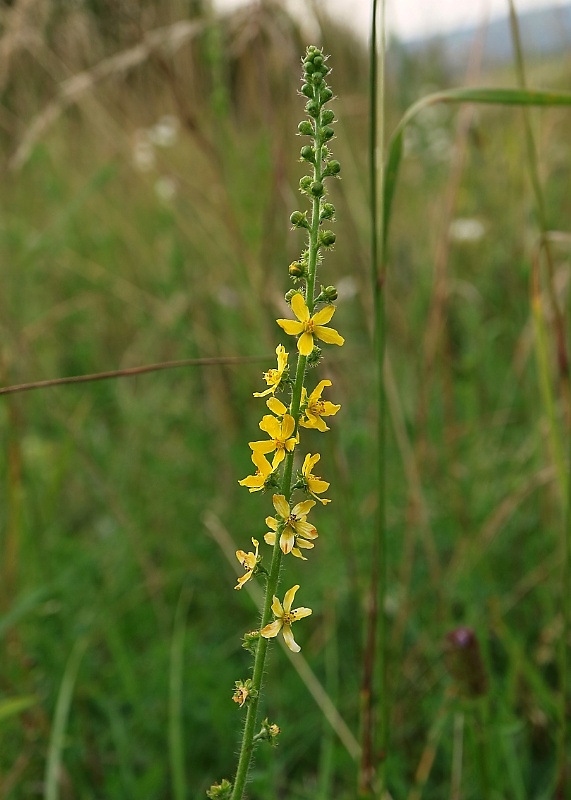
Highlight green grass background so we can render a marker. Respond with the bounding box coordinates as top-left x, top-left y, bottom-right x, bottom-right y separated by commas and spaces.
1, 1, 570, 797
